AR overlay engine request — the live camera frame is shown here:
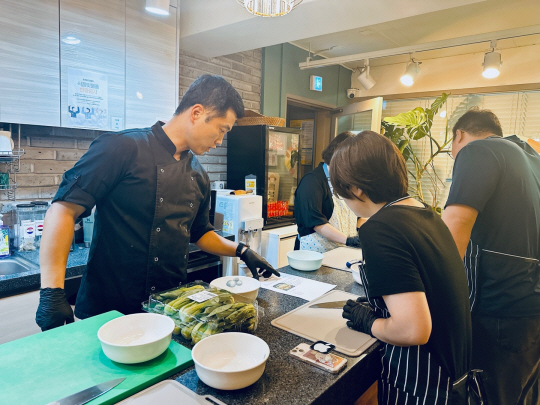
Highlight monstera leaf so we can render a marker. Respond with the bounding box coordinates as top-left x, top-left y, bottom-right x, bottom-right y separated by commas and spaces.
383, 107, 427, 130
